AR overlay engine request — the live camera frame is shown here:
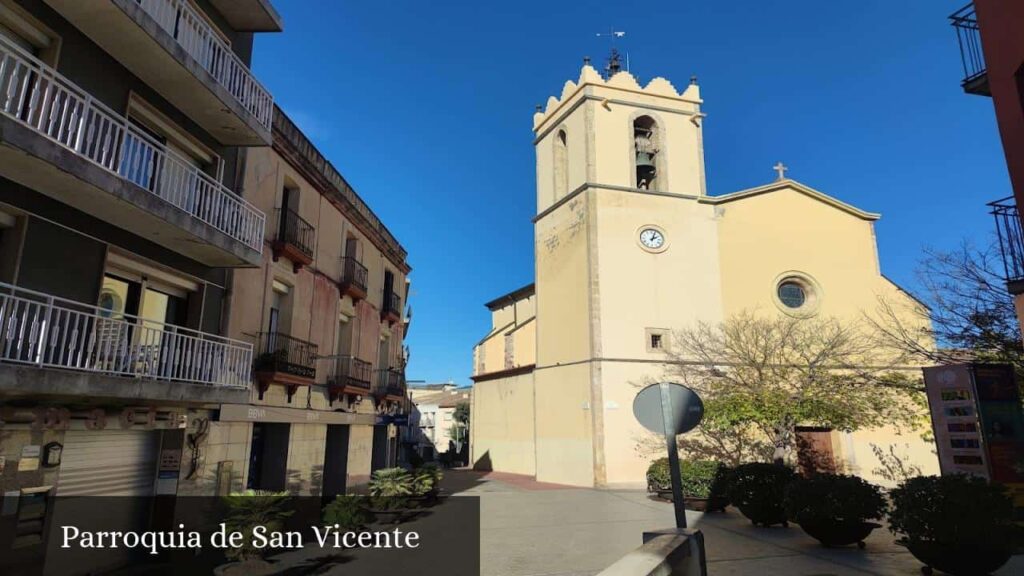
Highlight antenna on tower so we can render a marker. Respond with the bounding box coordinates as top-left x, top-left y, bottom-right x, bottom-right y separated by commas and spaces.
595, 28, 627, 79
